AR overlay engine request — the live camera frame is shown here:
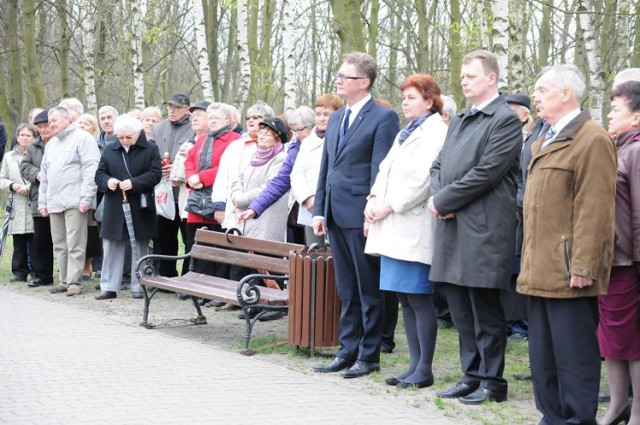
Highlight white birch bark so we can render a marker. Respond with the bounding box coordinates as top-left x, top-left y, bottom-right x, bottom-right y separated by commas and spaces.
192, 0, 214, 100
79, 0, 97, 114
578, 0, 603, 122
236, 0, 251, 115
507, 0, 525, 92
493, 0, 509, 91
131, 0, 145, 108
282, 0, 296, 114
